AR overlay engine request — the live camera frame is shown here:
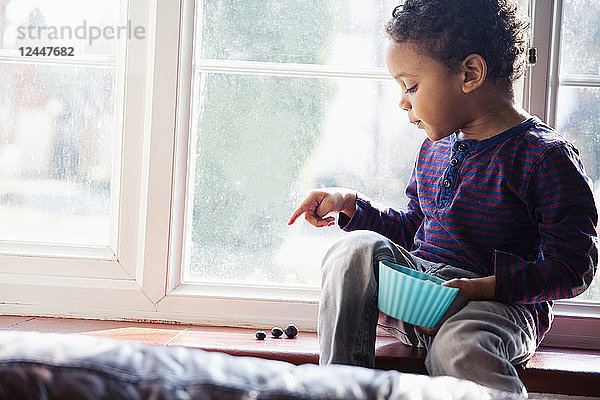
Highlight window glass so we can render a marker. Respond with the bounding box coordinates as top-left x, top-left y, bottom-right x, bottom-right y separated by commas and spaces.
197, 0, 399, 67
556, 86, 600, 302
556, 0, 600, 302
0, 64, 116, 246
0, 0, 120, 56
186, 0, 420, 286
559, 0, 600, 76
0, 0, 119, 246
185, 72, 420, 286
